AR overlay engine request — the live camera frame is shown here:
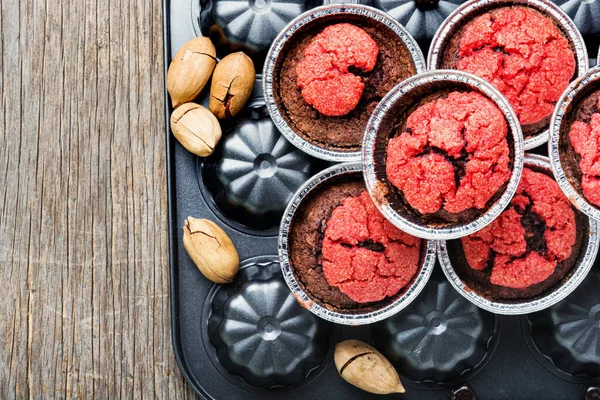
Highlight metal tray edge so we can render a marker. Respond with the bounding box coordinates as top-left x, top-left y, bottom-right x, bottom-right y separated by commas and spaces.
163, 0, 211, 397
